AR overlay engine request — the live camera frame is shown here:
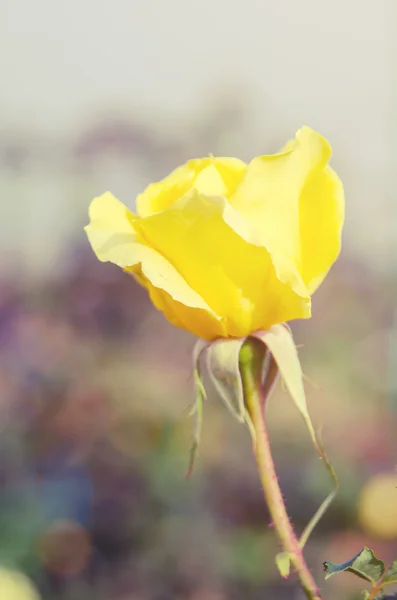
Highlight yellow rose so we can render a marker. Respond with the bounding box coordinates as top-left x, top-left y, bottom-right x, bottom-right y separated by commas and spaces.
85, 126, 344, 341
